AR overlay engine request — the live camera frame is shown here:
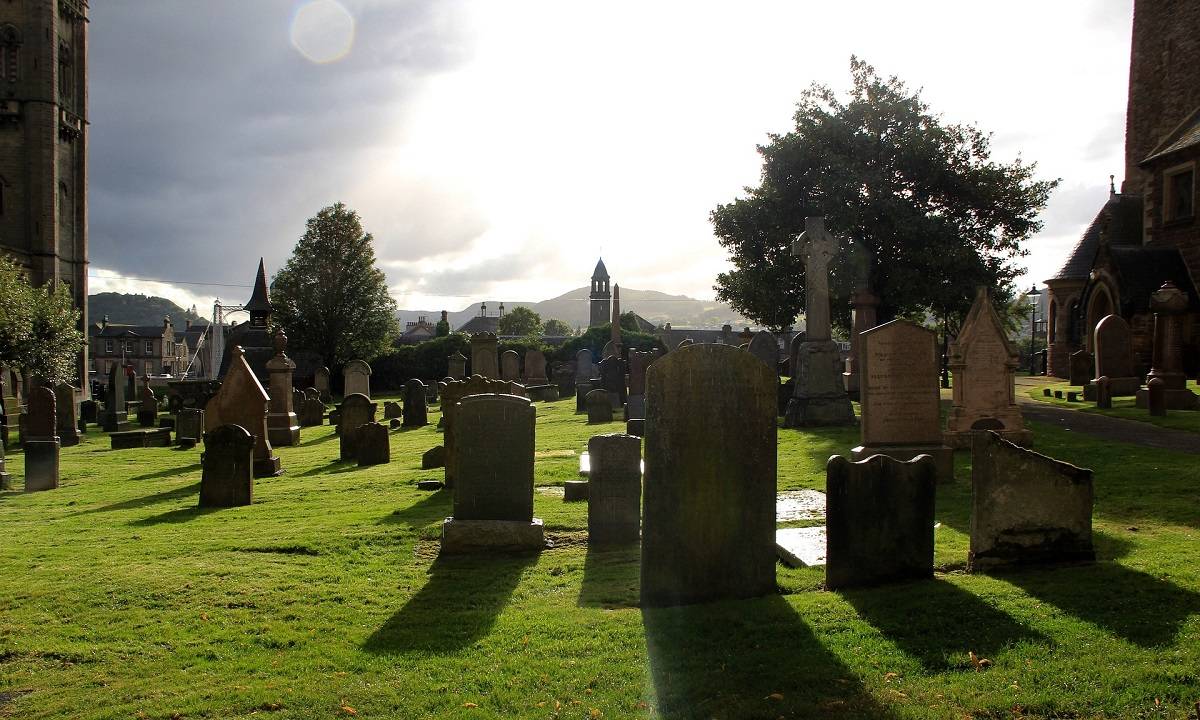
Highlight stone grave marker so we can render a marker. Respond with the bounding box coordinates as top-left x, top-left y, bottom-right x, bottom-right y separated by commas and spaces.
110, 427, 171, 449
1095, 376, 1112, 408
422, 445, 445, 469
383, 401, 402, 420
176, 408, 204, 448
587, 433, 641, 544
575, 349, 597, 384
339, 393, 377, 461
598, 356, 625, 410
101, 363, 131, 433
199, 424, 255, 507
524, 350, 548, 386
748, 331, 779, 373
968, 431, 1094, 570
440, 375, 523, 488
1069, 350, 1093, 387
852, 319, 953, 481
641, 343, 776, 607
1136, 282, 1197, 410
1088, 314, 1139, 397
500, 350, 521, 382
442, 394, 543, 553
24, 386, 59, 492
826, 453, 936, 589
403, 379, 428, 427
844, 290, 879, 400
204, 345, 281, 477
586, 389, 612, 424
575, 381, 593, 413
470, 332, 499, 379
314, 366, 332, 403
137, 386, 157, 427
448, 351, 467, 380
357, 422, 390, 466
266, 328, 300, 446
1147, 377, 1167, 416
552, 362, 575, 398
54, 383, 80, 447
343, 360, 372, 398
